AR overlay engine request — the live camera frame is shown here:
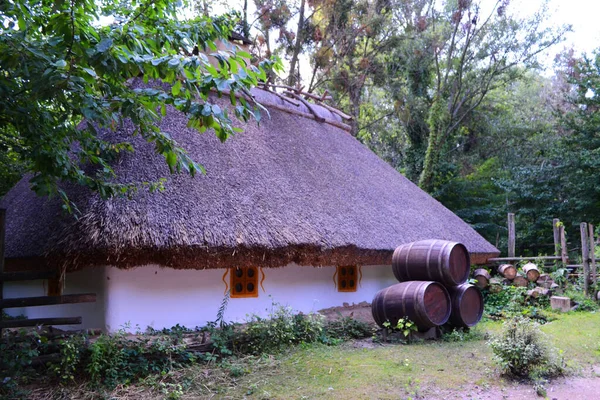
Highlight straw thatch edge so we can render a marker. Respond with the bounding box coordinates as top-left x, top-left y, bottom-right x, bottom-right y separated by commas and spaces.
5, 247, 497, 273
